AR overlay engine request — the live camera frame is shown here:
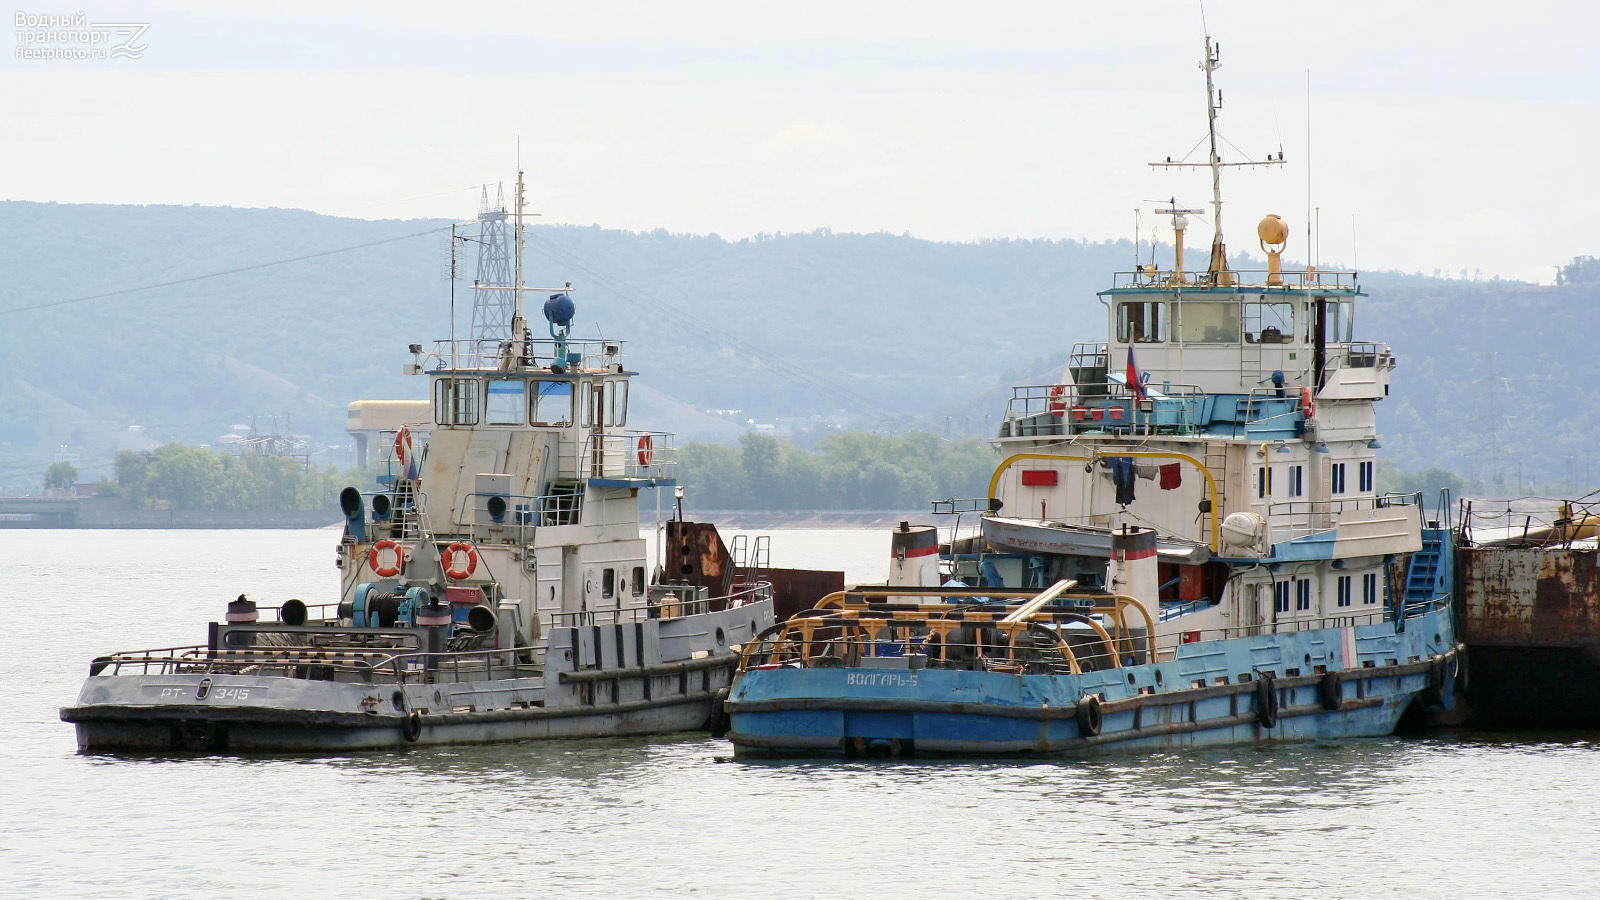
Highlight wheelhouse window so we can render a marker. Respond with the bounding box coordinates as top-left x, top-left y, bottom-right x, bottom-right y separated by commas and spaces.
608, 379, 629, 428
1244, 301, 1294, 344
530, 380, 573, 426
579, 382, 593, 428
1117, 300, 1166, 343
485, 378, 526, 425
433, 378, 480, 426
1307, 298, 1355, 343
1177, 301, 1240, 344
